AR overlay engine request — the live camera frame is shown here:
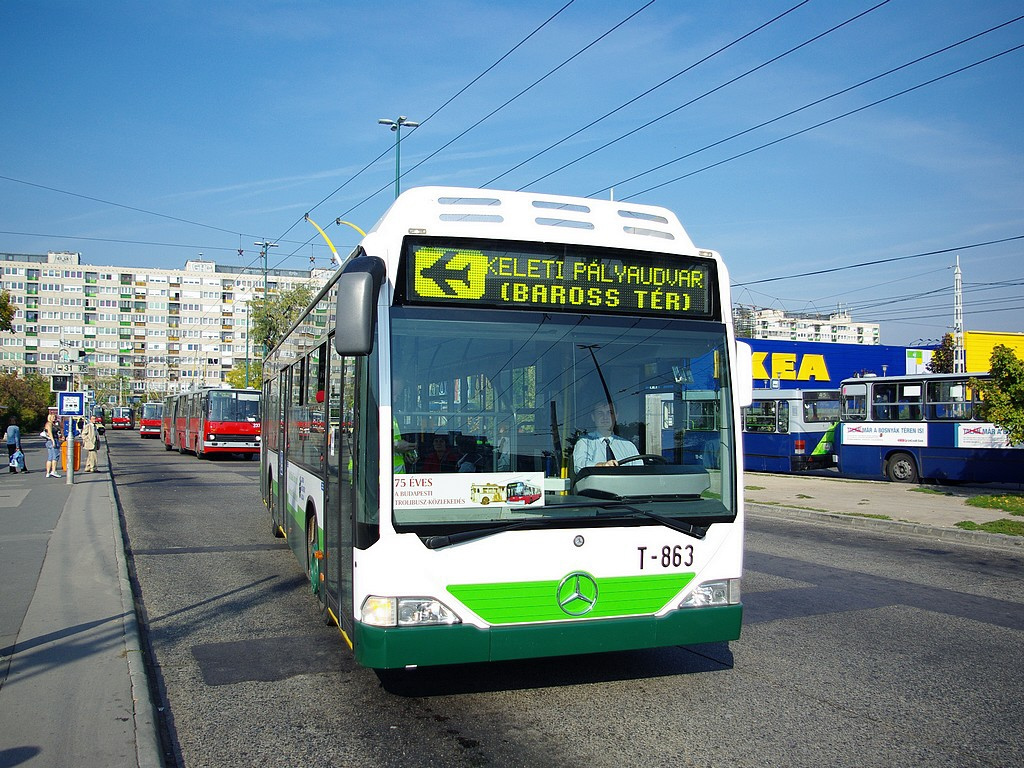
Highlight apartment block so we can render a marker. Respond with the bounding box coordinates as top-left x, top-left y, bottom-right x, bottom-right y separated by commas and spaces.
0, 250, 330, 398
733, 306, 881, 345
